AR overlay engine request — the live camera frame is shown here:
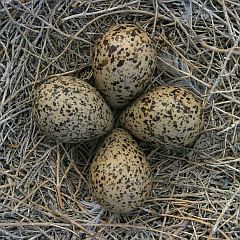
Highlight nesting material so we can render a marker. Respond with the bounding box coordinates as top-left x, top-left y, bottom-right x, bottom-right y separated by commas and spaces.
1, 1, 239, 239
